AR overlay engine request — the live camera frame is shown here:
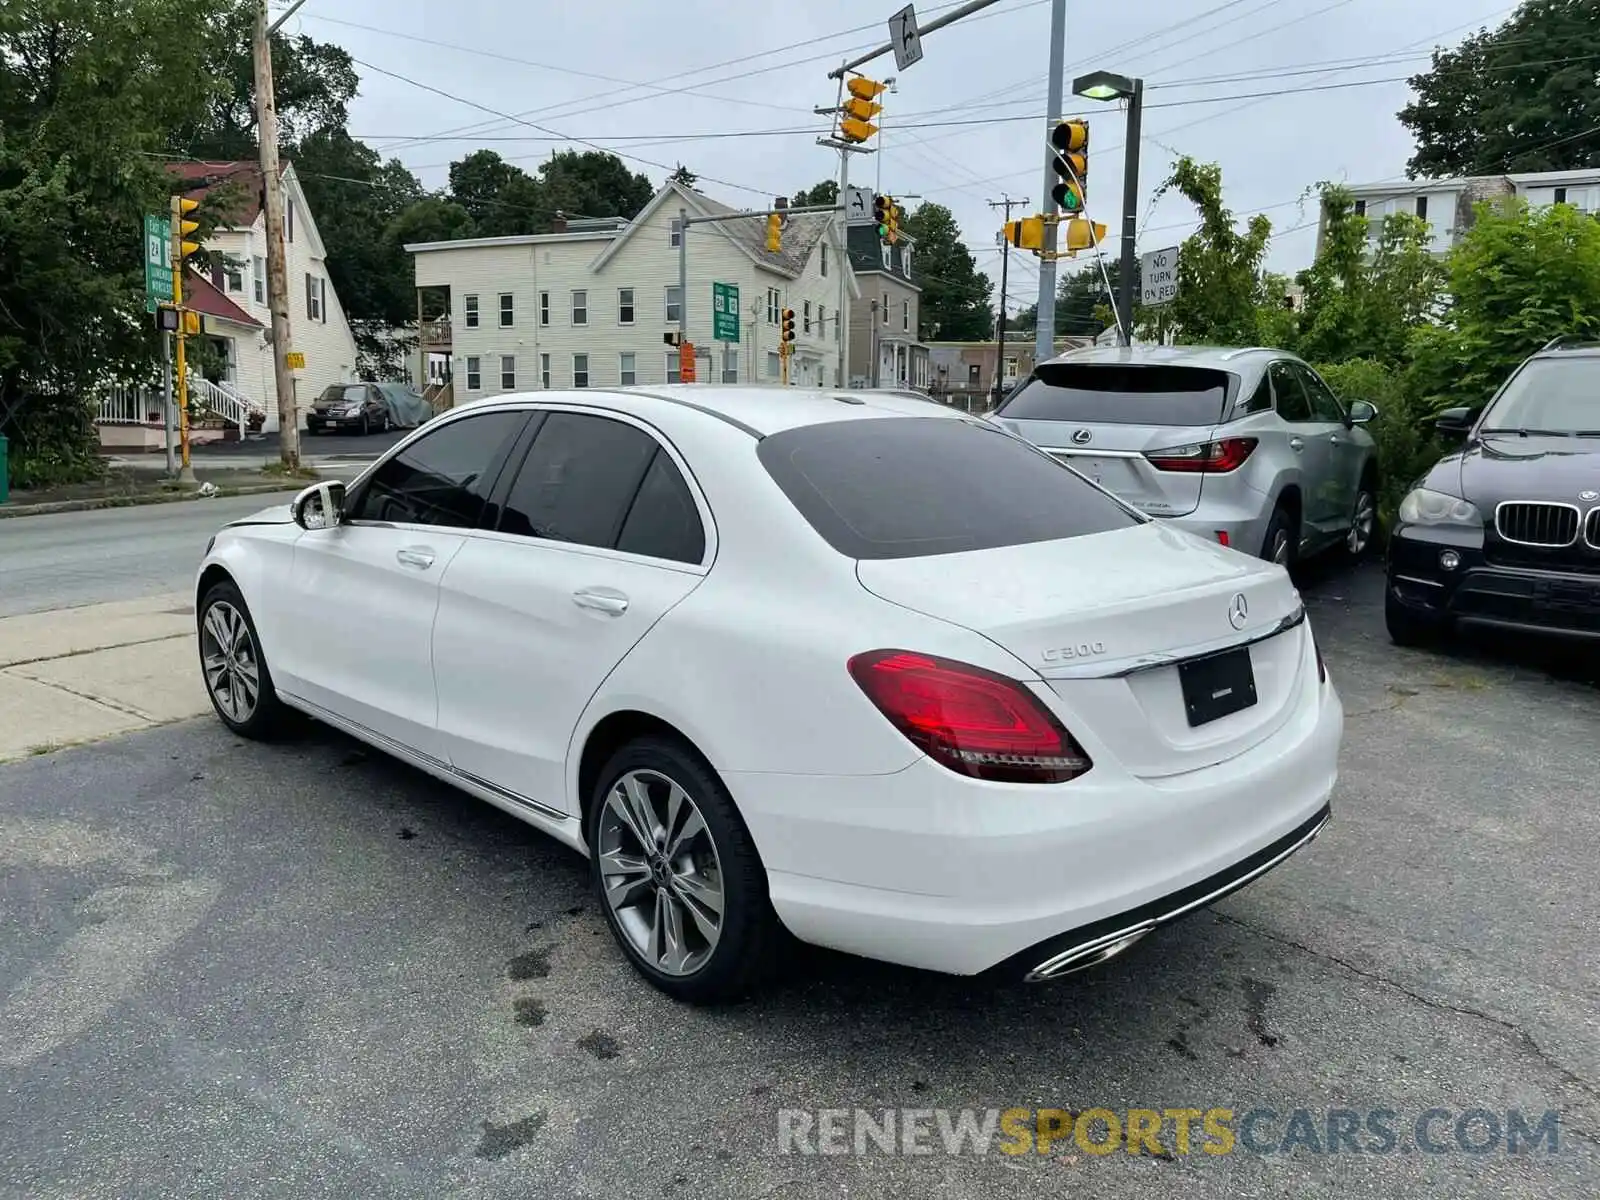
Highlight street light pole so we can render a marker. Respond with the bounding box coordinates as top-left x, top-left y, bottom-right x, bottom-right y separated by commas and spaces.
1116, 79, 1144, 348
1035, 0, 1067, 362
